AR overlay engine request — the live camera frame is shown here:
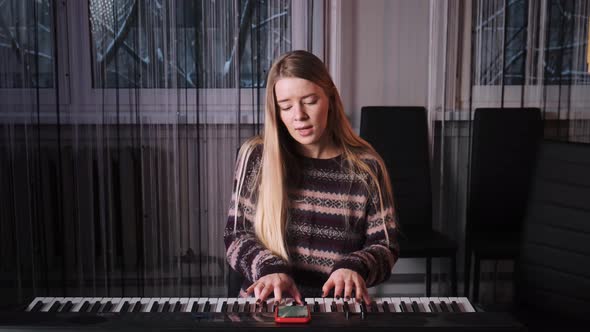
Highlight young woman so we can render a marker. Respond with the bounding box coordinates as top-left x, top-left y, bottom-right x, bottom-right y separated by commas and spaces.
224, 50, 399, 305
